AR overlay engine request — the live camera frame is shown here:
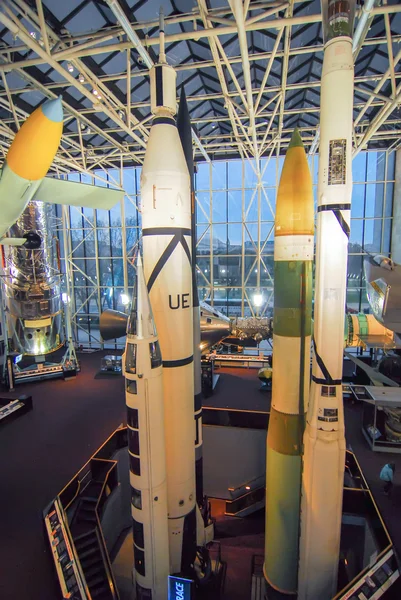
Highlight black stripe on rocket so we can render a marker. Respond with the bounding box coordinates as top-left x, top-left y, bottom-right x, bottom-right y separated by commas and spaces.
311, 337, 342, 386
143, 227, 193, 369
317, 203, 351, 239
142, 227, 192, 294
